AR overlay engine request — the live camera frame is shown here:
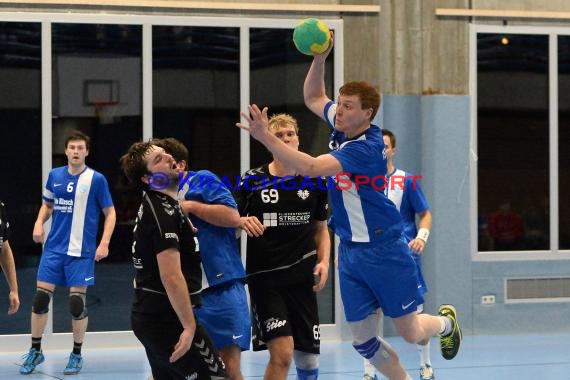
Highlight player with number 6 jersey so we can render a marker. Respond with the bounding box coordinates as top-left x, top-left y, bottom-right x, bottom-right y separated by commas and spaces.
41, 166, 113, 258
20, 130, 116, 376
